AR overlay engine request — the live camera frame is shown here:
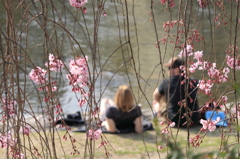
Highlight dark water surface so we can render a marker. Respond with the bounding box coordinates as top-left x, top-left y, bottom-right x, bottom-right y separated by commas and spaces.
1, 1, 238, 114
